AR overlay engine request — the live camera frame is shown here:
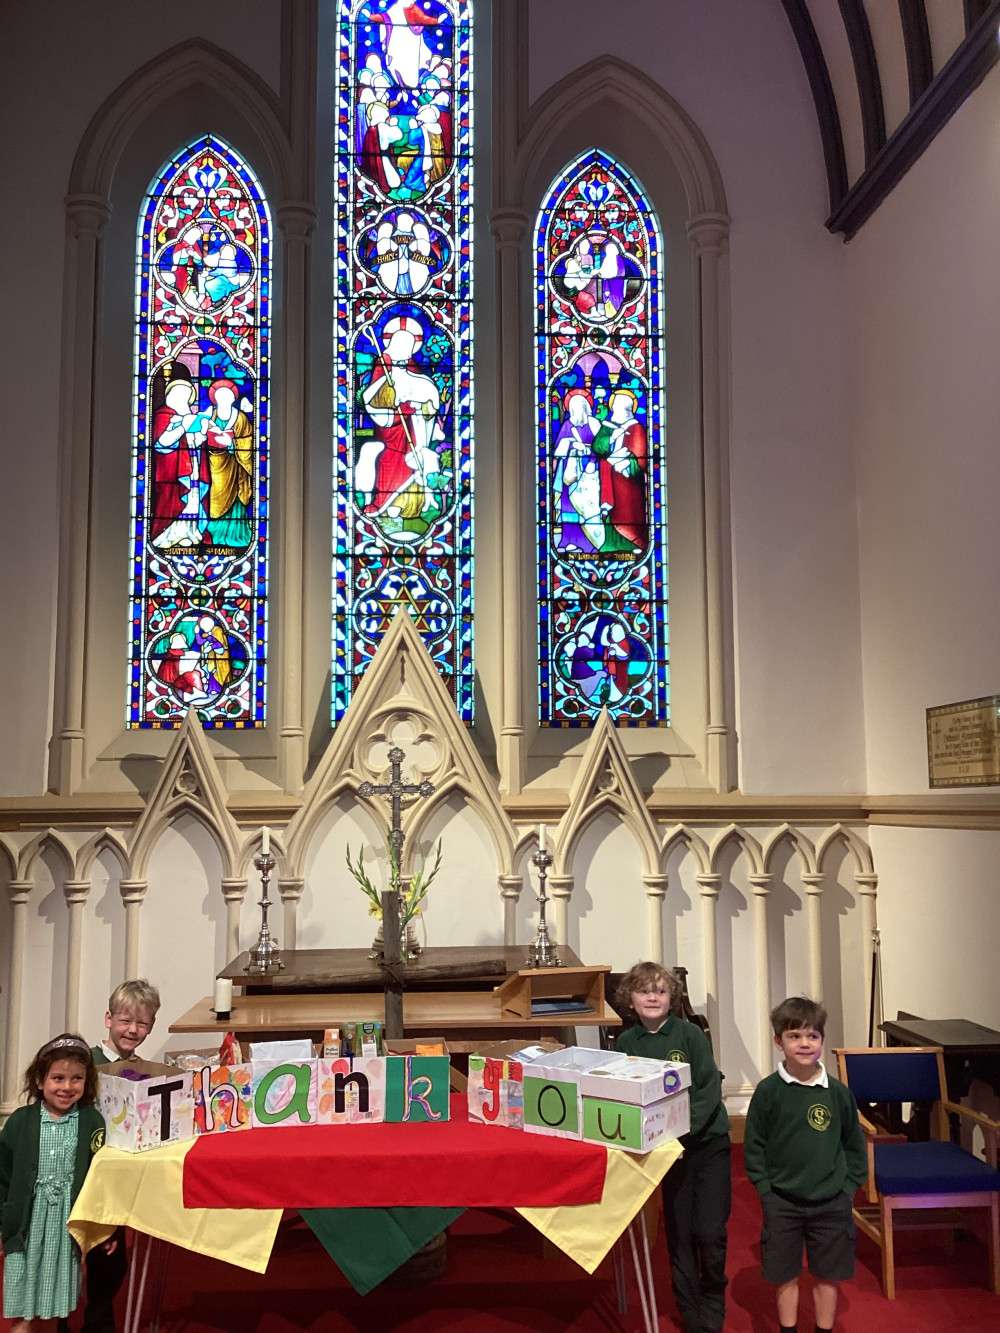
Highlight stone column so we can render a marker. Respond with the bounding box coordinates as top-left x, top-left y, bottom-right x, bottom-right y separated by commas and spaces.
547, 873, 573, 948
276, 202, 317, 795
801, 873, 825, 1001
686, 213, 733, 794
278, 877, 305, 952
499, 874, 522, 947
695, 873, 722, 1045
49, 194, 111, 794
2, 882, 32, 1117
855, 872, 879, 1040
491, 208, 529, 795
749, 873, 774, 1071
64, 879, 90, 1033
643, 875, 668, 964
119, 880, 147, 980
221, 878, 247, 964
